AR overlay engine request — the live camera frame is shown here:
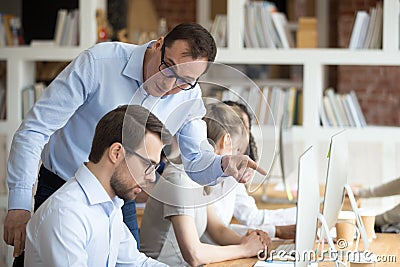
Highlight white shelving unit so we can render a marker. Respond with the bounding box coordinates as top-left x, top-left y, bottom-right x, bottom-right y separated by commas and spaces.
210, 0, 400, 188
0, 0, 106, 150
0, 0, 105, 265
